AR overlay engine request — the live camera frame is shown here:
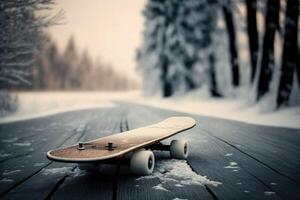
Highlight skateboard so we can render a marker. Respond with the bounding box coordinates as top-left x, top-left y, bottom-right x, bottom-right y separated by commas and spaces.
47, 116, 196, 175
